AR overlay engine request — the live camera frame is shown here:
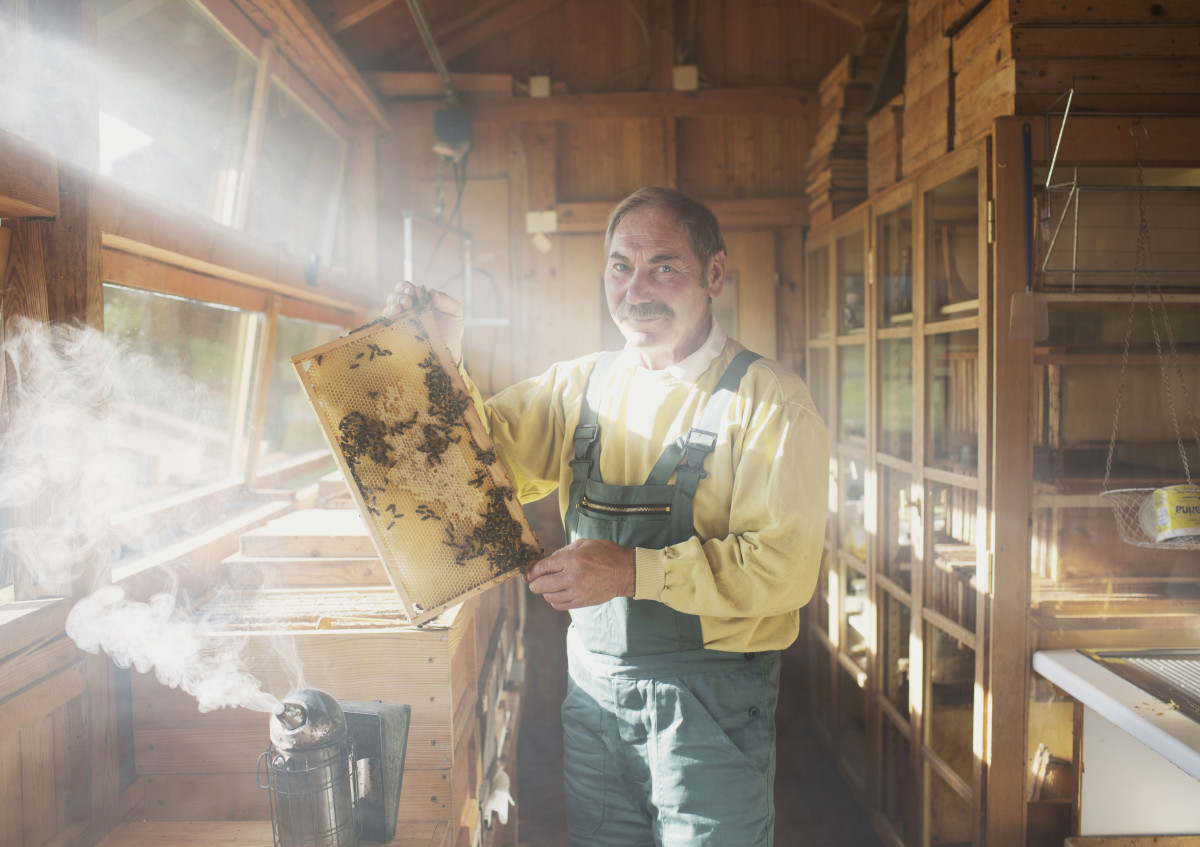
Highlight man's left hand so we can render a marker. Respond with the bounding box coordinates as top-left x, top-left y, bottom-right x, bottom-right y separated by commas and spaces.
525, 539, 636, 611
